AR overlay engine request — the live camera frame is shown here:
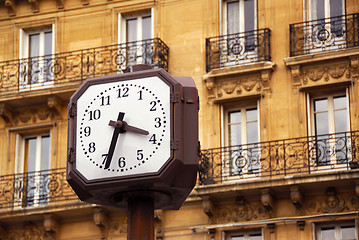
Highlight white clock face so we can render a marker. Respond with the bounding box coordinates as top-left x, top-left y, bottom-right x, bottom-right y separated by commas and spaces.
75, 76, 171, 180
